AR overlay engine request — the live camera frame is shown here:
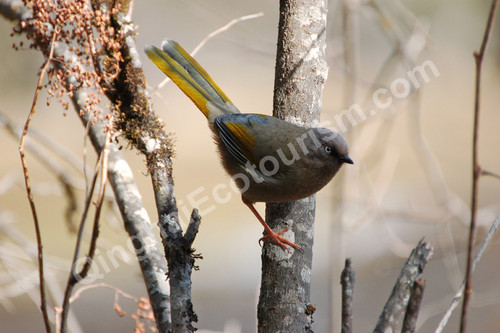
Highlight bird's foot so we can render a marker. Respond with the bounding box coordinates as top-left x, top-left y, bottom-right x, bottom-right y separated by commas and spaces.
259, 227, 301, 251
